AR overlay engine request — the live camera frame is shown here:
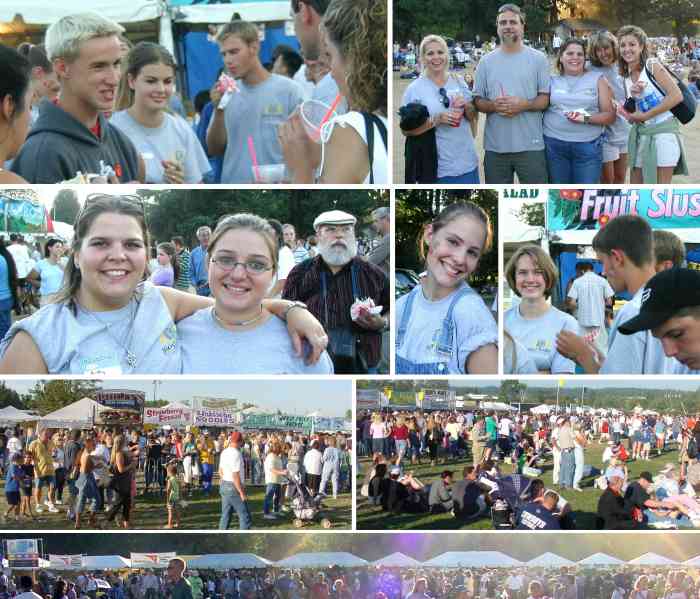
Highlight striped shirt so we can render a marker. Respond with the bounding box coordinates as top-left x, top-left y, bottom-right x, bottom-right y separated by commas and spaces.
282, 256, 390, 368
175, 248, 191, 291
